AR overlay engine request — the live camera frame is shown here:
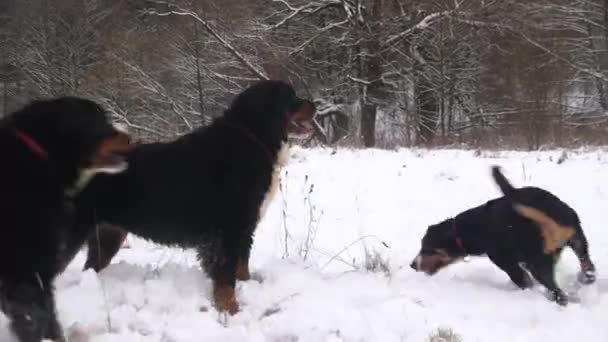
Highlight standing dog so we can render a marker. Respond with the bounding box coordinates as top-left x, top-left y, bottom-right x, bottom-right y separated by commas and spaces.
0, 97, 130, 342
74, 80, 316, 314
411, 166, 596, 305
